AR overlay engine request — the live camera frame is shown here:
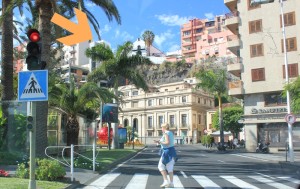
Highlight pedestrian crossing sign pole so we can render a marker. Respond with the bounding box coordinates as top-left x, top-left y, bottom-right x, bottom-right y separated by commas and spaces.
18, 70, 48, 102
18, 70, 48, 189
